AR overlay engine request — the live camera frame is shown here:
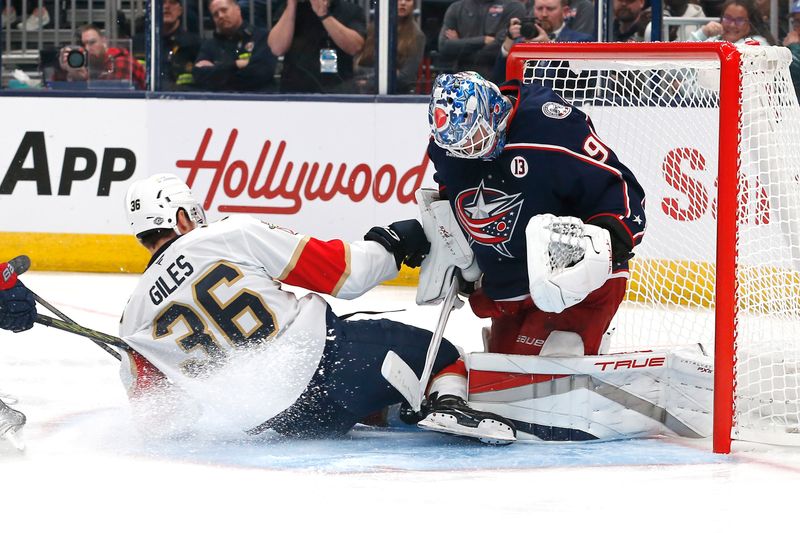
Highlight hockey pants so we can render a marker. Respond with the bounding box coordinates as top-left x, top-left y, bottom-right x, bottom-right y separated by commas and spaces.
249, 306, 460, 438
